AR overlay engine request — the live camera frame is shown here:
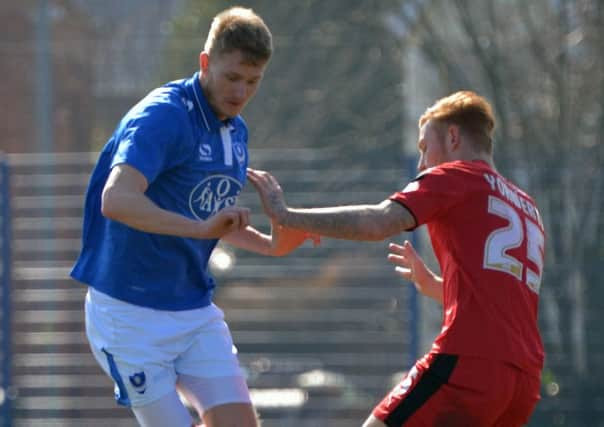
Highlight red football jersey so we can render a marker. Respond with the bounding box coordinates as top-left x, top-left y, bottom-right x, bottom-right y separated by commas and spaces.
390, 160, 545, 377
